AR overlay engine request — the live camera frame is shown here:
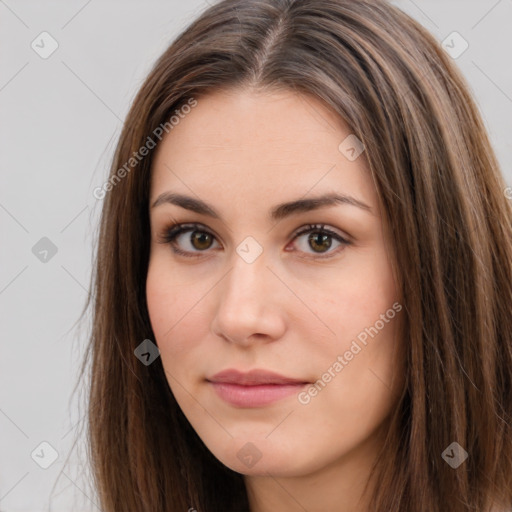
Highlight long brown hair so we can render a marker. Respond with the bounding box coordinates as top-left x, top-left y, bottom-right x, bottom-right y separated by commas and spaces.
81, 0, 512, 510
